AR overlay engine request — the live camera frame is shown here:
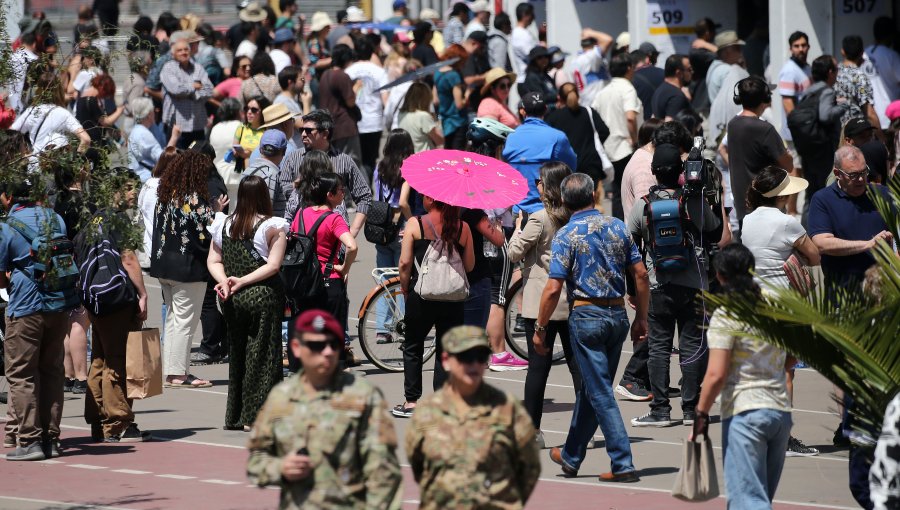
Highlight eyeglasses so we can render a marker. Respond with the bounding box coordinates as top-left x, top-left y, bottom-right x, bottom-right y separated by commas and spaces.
454, 349, 491, 365
245, 106, 260, 113
240, 64, 251, 70
300, 127, 319, 135
494, 81, 510, 90
301, 338, 343, 353
835, 166, 869, 181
